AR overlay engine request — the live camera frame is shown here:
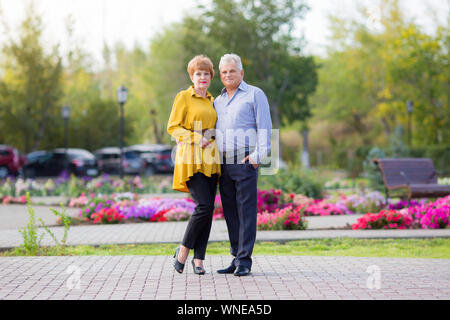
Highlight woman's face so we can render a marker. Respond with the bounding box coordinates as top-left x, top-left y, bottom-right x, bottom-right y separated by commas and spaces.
191, 69, 212, 91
